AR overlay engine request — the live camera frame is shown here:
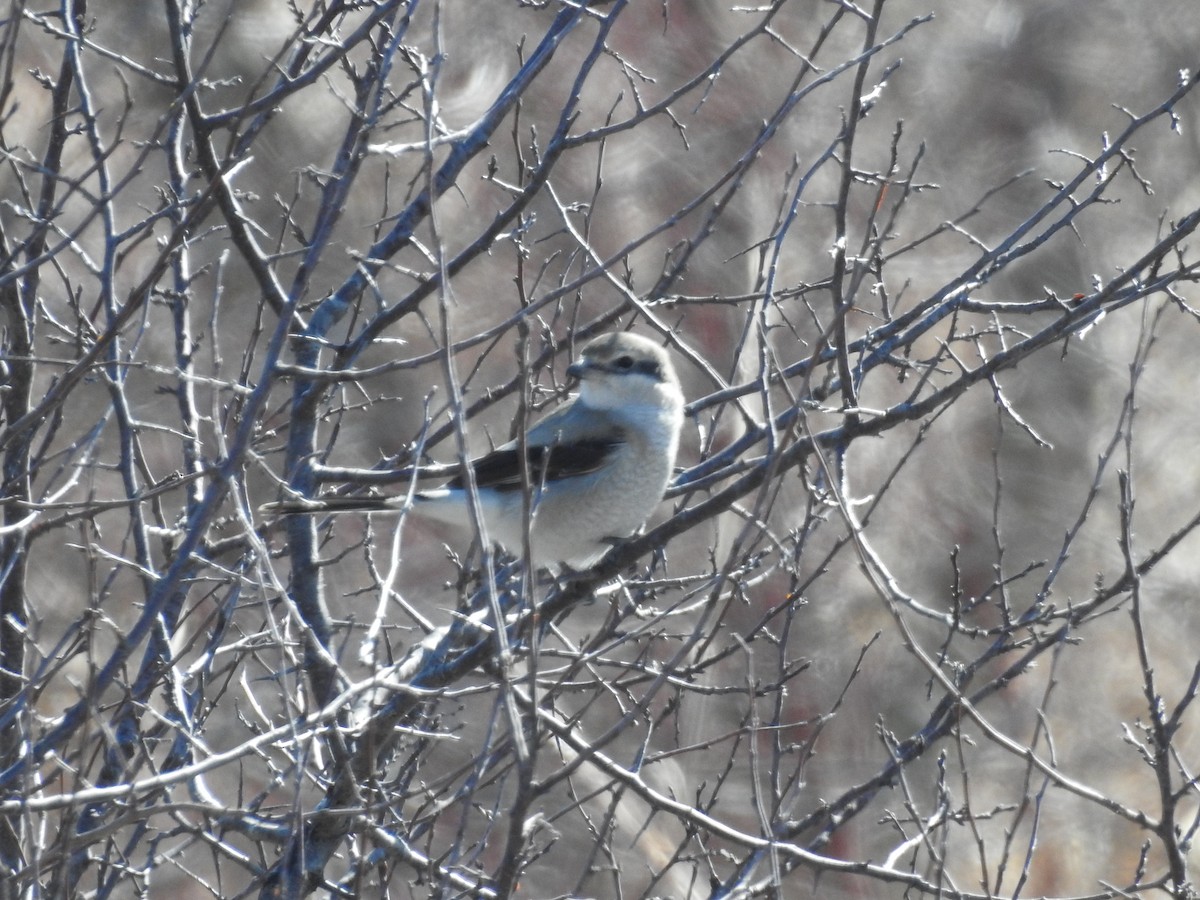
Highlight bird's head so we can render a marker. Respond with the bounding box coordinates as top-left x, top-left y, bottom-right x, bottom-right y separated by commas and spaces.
566, 332, 683, 416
